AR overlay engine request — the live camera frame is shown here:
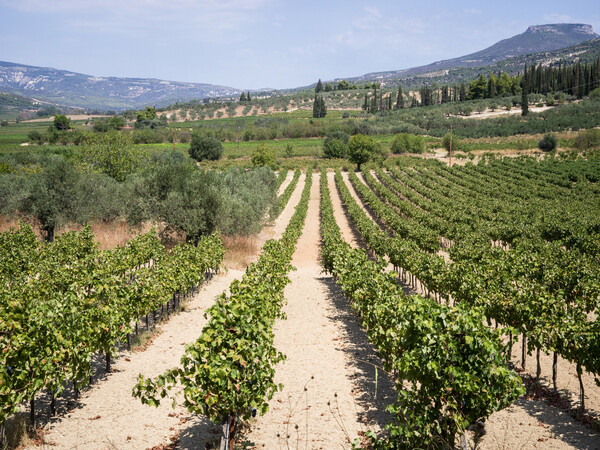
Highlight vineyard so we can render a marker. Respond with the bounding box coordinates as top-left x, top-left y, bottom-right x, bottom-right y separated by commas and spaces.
1, 158, 600, 448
